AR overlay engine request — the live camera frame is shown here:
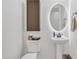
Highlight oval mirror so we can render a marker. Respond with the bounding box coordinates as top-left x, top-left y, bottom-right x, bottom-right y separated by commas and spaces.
49, 4, 67, 31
